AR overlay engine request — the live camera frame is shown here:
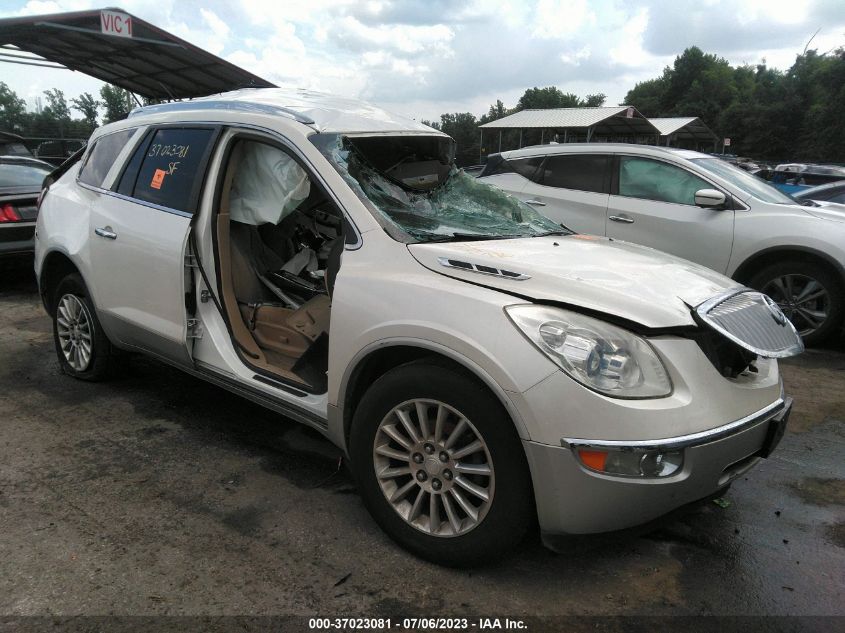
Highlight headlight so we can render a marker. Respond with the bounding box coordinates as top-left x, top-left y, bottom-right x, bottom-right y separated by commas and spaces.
505, 305, 672, 398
